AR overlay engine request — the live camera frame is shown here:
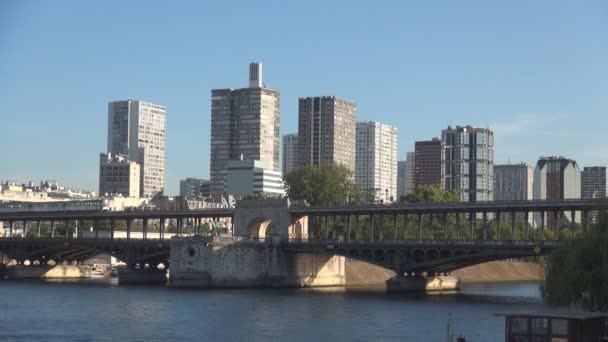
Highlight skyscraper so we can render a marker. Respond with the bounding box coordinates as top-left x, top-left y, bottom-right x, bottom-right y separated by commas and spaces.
355, 121, 398, 203
404, 151, 415, 196
442, 125, 494, 202
533, 156, 581, 228
107, 100, 166, 198
282, 133, 299, 175
494, 163, 533, 222
298, 96, 356, 172
397, 161, 407, 199
414, 138, 445, 189
210, 62, 280, 194
581, 166, 607, 199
